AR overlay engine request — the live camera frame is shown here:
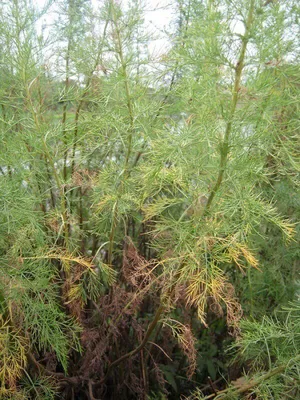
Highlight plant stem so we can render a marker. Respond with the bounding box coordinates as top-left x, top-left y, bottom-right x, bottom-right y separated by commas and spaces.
203, 0, 255, 215
106, 2, 136, 266
202, 354, 300, 399
110, 1, 134, 172
70, 18, 109, 179
62, 0, 74, 182
98, 303, 165, 385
